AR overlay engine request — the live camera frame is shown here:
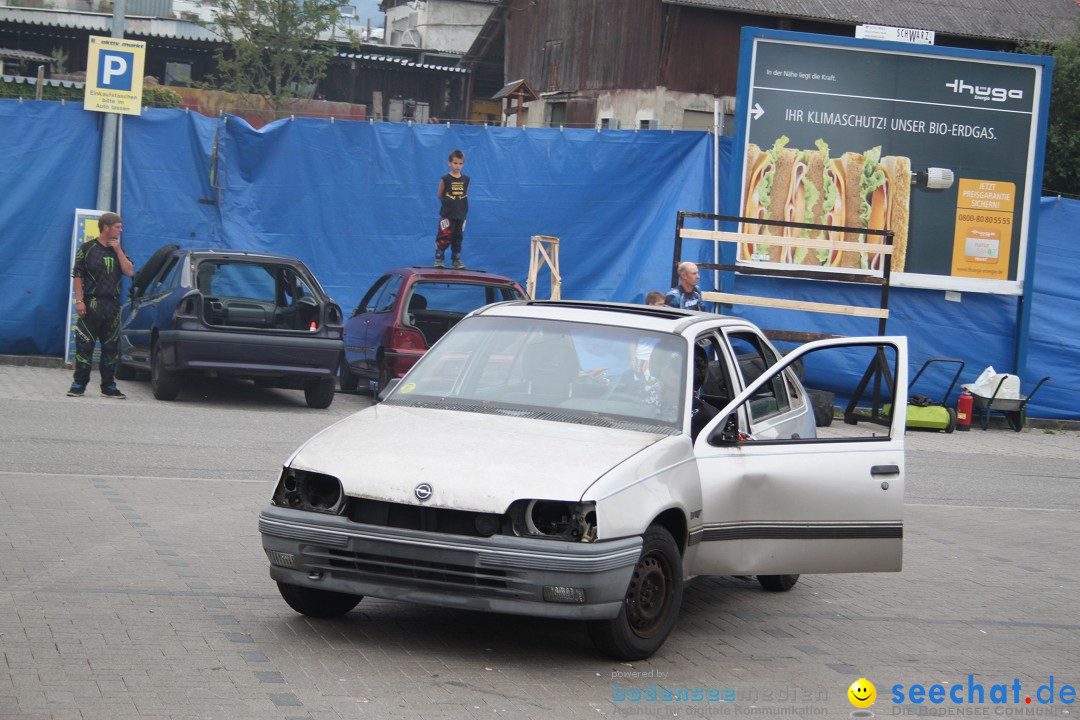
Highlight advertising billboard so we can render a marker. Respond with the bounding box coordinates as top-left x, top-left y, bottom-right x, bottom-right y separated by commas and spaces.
732, 29, 1053, 295
66, 209, 106, 366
